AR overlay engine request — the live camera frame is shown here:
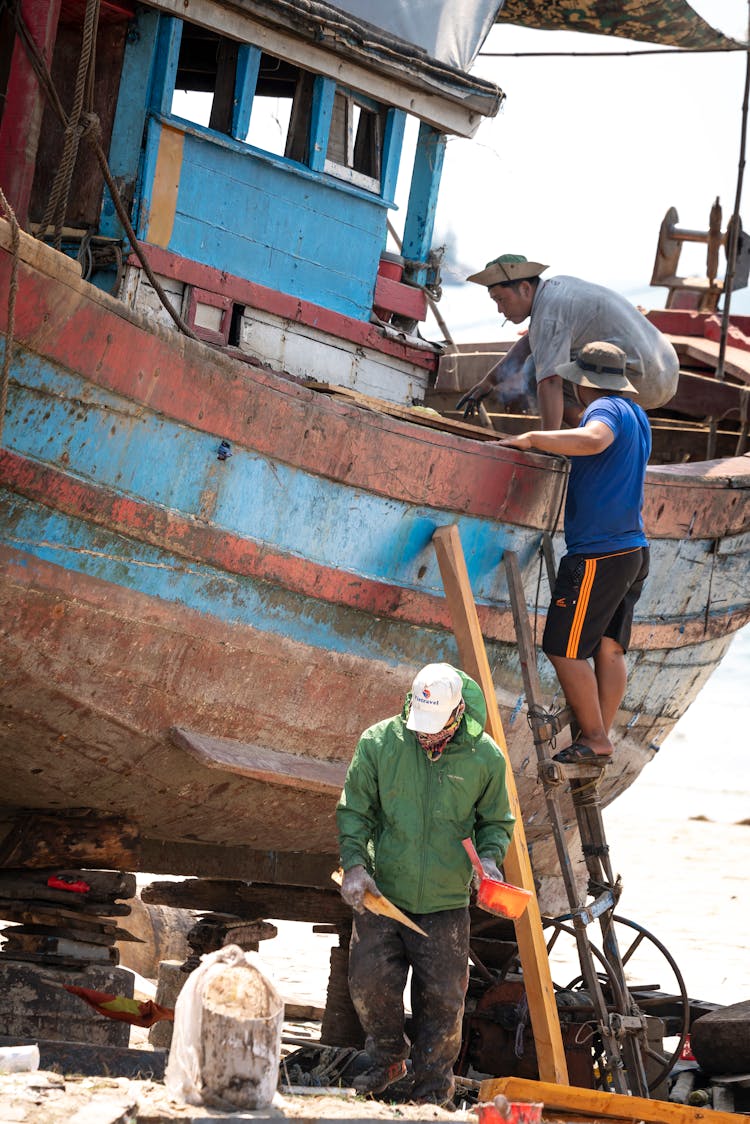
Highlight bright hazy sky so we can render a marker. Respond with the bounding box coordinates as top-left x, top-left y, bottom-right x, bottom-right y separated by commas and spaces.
398, 0, 750, 342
